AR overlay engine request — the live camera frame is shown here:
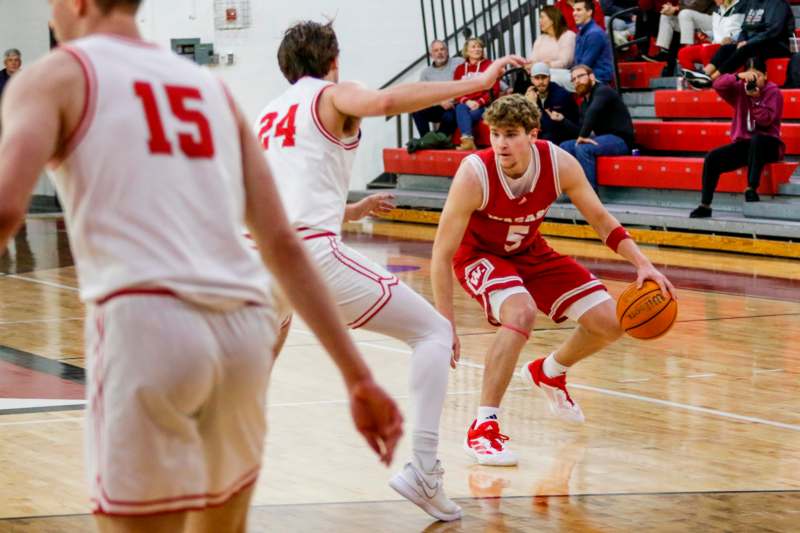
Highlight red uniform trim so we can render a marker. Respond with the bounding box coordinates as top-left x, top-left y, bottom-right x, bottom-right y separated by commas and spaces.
53, 46, 98, 166
96, 288, 178, 305
325, 237, 399, 329
550, 284, 607, 324
311, 84, 360, 151
92, 468, 259, 516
